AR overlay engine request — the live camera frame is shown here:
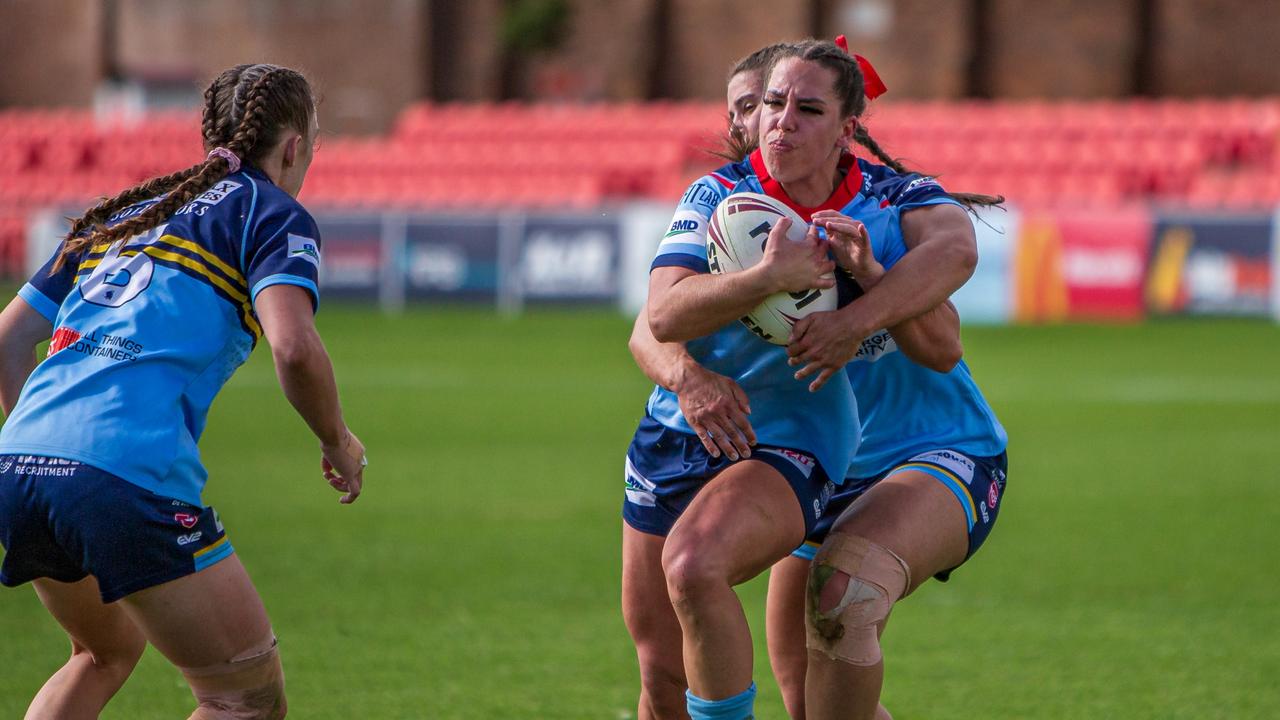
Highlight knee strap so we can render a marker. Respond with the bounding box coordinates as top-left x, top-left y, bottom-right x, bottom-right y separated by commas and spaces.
806, 535, 910, 666
182, 636, 286, 720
